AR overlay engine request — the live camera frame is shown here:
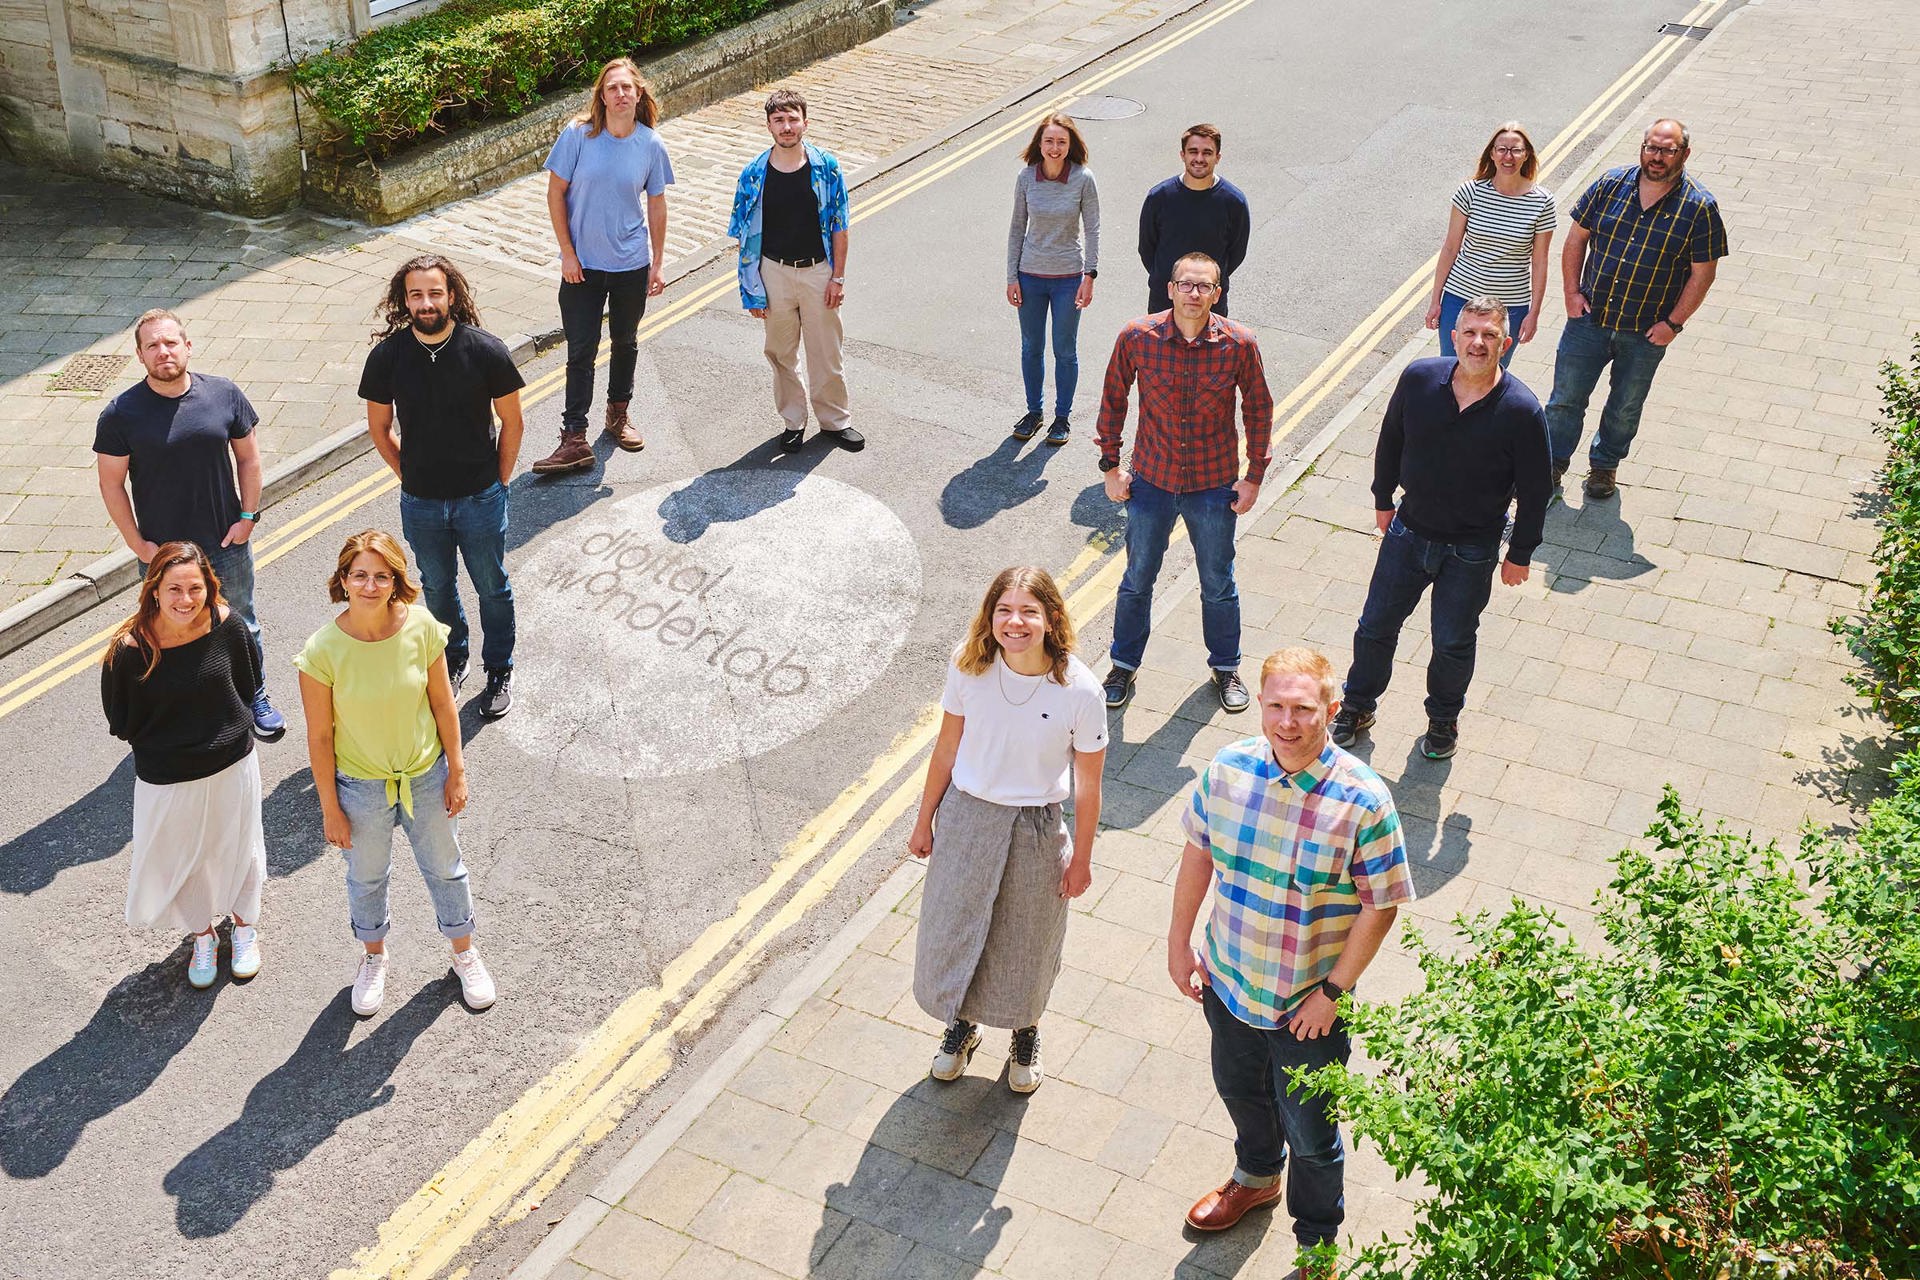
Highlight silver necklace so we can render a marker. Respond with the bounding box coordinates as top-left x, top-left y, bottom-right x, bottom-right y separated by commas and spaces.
996, 655, 1046, 706
414, 327, 453, 363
